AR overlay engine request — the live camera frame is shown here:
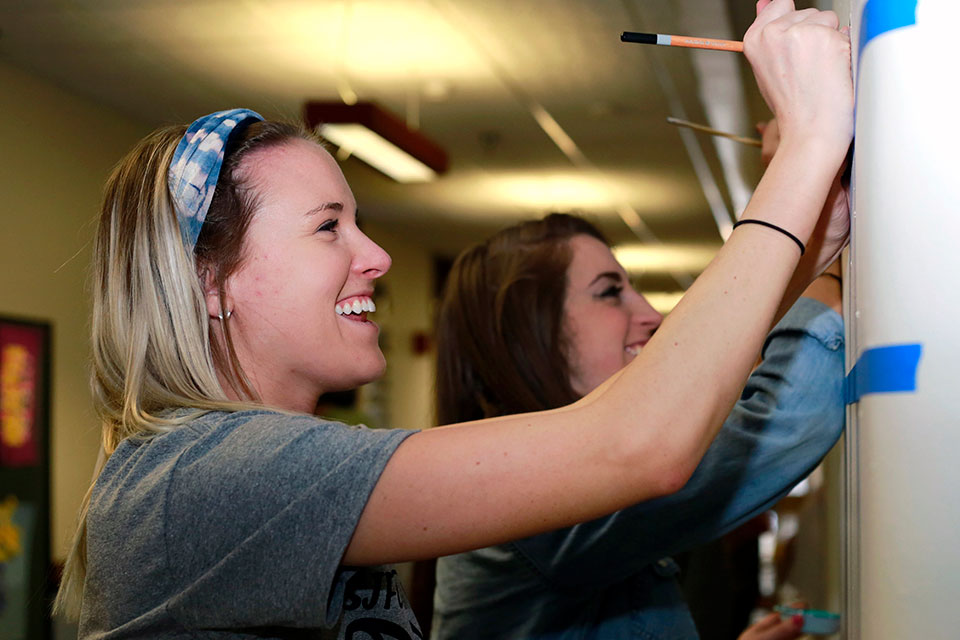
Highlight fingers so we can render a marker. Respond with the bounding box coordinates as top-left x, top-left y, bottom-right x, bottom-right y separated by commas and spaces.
756, 0, 796, 21
738, 612, 804, 640
776, 7, 839, 28
743, 0, 854, 149
808, 9, 840, 29
777, 7, 822, 26
774, 617, 805, 640
752, 612, 783, 631
750, 0, 796, 33
761, 7, 841, 36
